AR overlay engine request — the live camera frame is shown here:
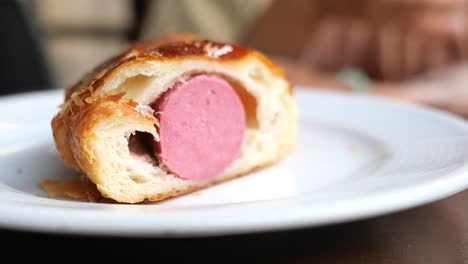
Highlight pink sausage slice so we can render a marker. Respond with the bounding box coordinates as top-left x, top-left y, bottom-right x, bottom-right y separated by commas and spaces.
153, 75, 246, 180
